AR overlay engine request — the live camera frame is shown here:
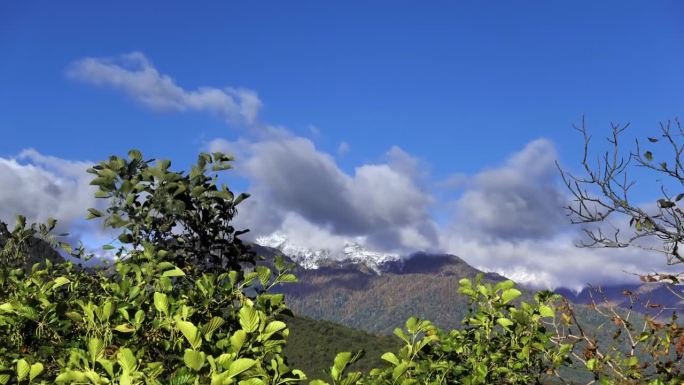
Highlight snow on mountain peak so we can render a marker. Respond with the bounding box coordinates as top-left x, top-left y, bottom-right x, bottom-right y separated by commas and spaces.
254, 232, 400, 273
